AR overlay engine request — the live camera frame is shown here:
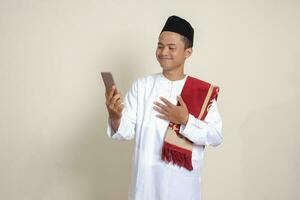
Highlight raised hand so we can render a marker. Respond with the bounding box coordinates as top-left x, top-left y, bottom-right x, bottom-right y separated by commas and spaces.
105, 86, 124, 132
153, 96, 189, 125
